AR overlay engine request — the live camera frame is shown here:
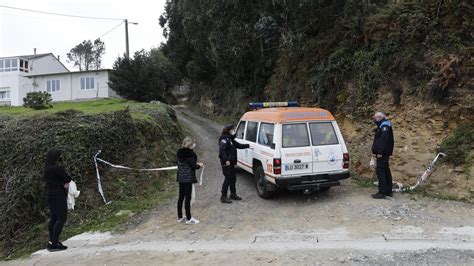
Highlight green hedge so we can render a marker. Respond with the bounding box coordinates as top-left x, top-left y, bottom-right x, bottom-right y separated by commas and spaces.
0, 106, 182, 257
